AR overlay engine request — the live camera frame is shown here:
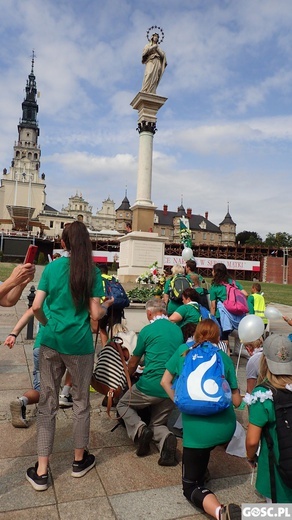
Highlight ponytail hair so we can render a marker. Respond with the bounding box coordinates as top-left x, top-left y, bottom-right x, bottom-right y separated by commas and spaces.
62, 221, 95, 309
194, 319, 220, 344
